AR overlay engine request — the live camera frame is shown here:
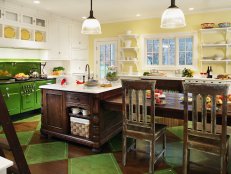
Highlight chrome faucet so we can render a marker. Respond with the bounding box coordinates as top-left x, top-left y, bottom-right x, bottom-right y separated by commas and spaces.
85, 64, 91, 80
